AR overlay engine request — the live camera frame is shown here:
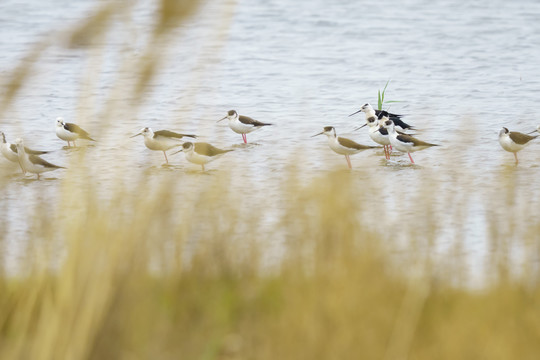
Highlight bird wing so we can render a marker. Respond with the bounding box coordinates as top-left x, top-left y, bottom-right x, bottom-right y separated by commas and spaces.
25, 147, 49, 155
65, 123, 95, 141
154, 130, 197, 139
194, 142, 232, 156
28, 155, 64, 169
393, 118, 414, 130
337, 137, 374, 150
509, 132, 538, 145
238, 115, 272, 127
375, 109, 403, 119
397, 134, 438, 147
